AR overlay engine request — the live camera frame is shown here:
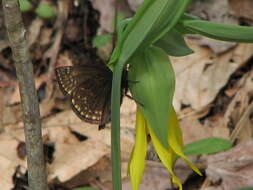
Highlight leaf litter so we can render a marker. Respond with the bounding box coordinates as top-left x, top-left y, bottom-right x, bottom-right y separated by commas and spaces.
0, 0, 253, 190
